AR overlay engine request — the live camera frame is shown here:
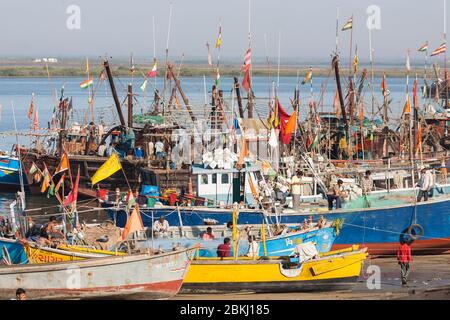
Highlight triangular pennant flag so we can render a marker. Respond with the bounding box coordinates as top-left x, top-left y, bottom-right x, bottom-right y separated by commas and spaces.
121, 204, 144, 240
